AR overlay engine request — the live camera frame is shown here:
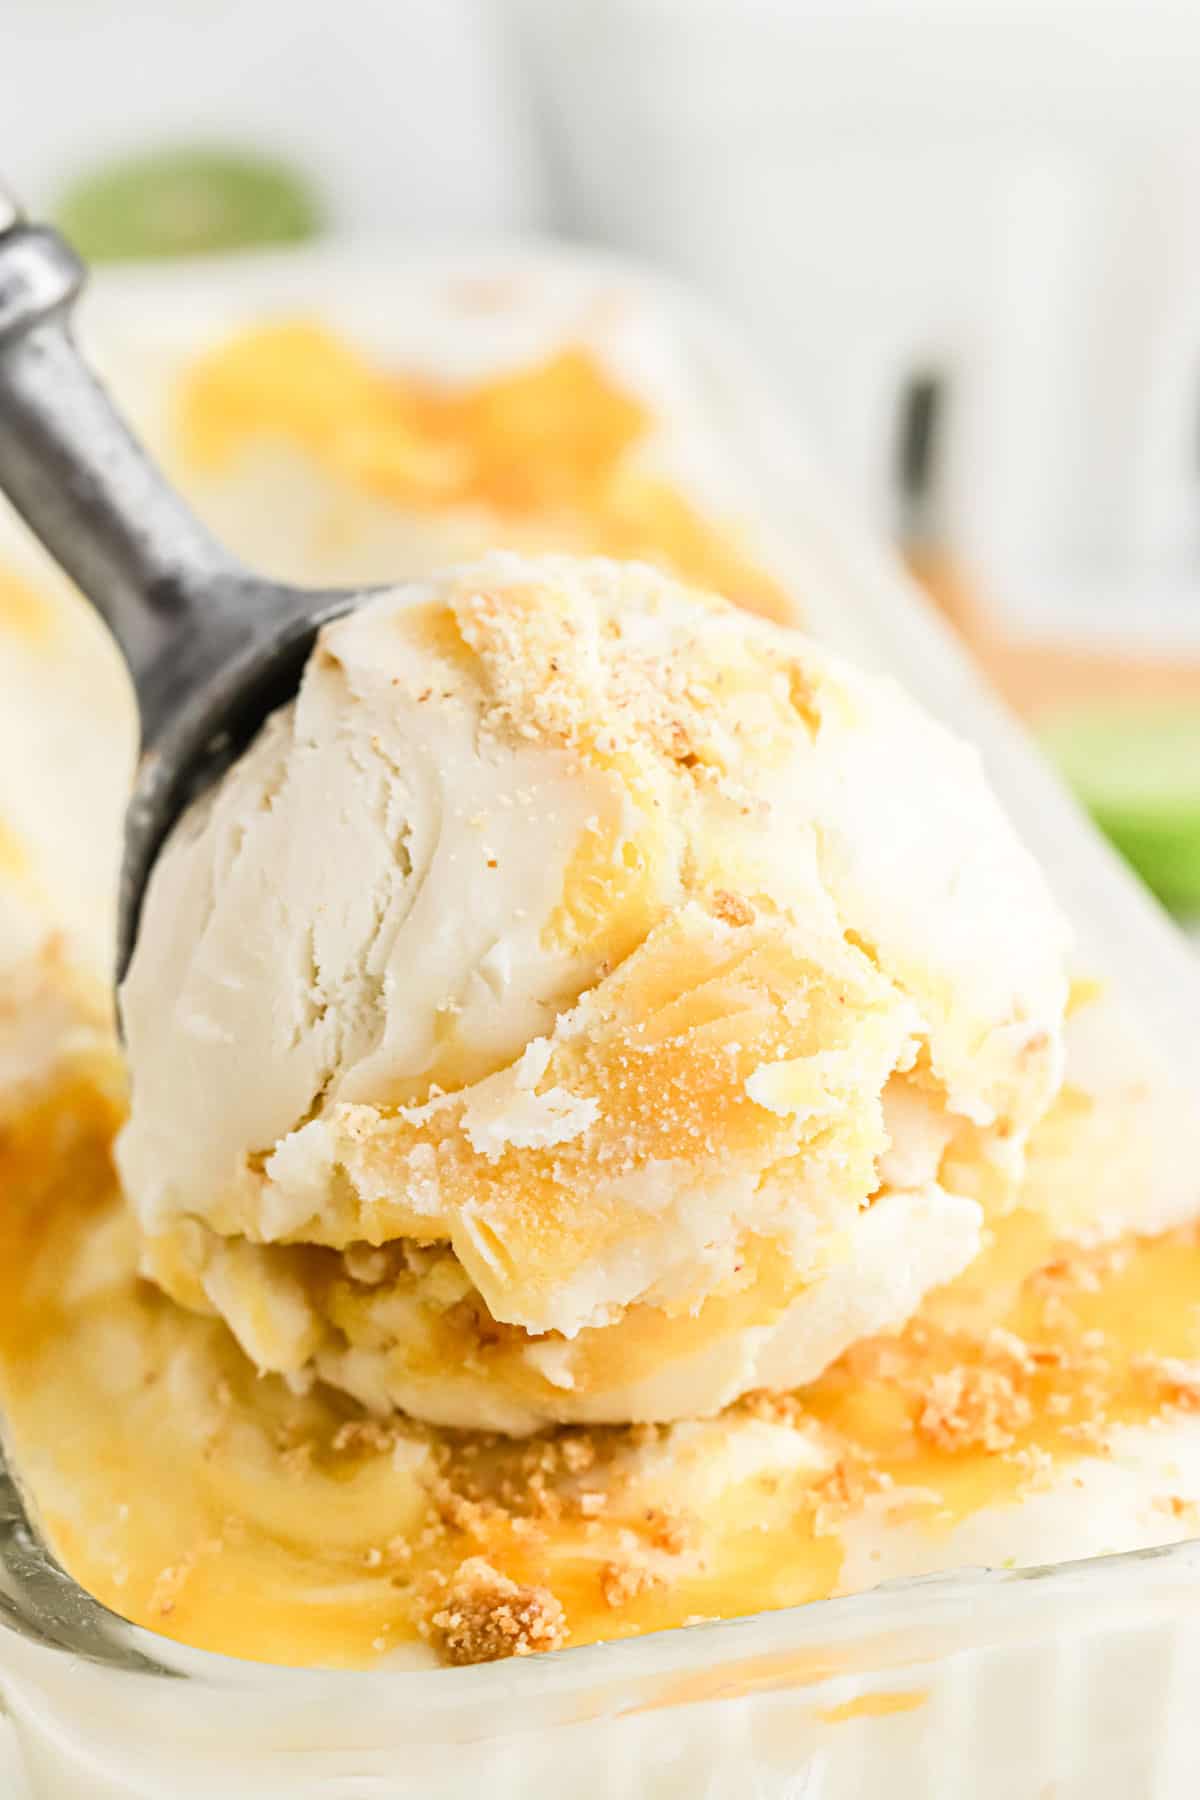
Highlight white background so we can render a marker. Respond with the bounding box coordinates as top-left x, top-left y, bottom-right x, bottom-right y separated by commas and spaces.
5, 0, 1200, 649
